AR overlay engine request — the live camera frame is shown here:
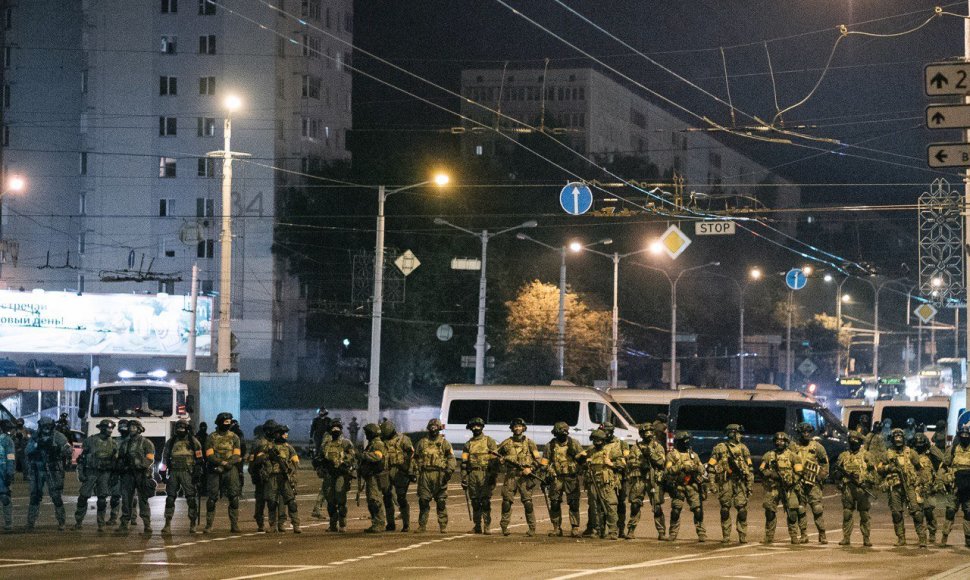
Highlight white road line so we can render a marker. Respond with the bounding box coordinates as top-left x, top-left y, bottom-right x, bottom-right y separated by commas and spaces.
327, 533, 473, 566
221, 565, 332, 580
547, 549, 775, 579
